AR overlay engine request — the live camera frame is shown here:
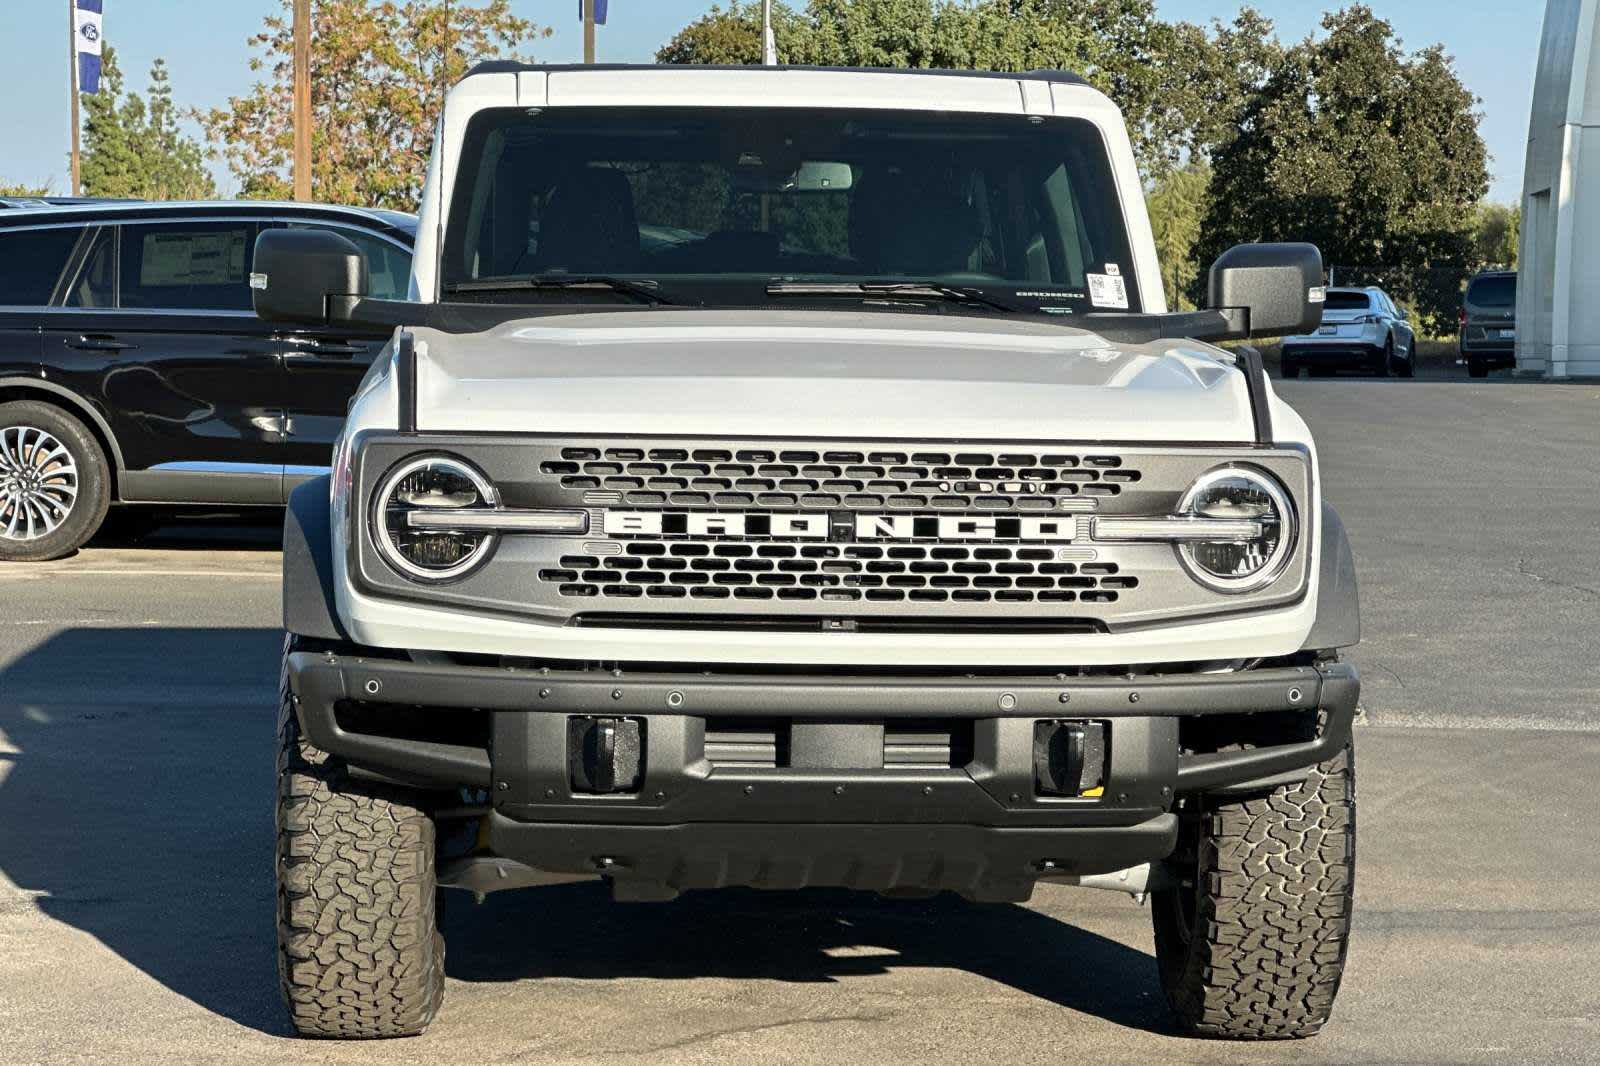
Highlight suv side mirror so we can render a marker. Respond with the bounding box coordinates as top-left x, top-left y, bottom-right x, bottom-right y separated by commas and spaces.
1208, 243, 1325, 339
251, 228, 368, 326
